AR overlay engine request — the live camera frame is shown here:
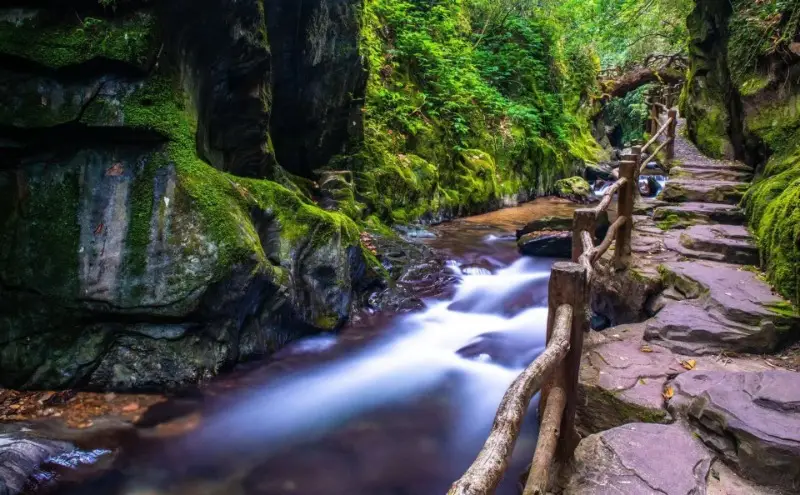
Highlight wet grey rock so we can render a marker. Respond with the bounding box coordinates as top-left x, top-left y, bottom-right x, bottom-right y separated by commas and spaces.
0, 426, 73, 495
516, 212, 609, 259
669, 371, 800, 491
561, 423, 713, 495
517, 231, 572, 258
